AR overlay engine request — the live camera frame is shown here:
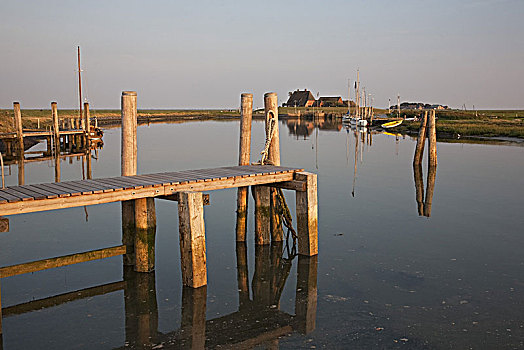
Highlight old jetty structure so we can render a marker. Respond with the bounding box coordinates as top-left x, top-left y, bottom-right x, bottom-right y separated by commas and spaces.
0, 91, 319, 342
